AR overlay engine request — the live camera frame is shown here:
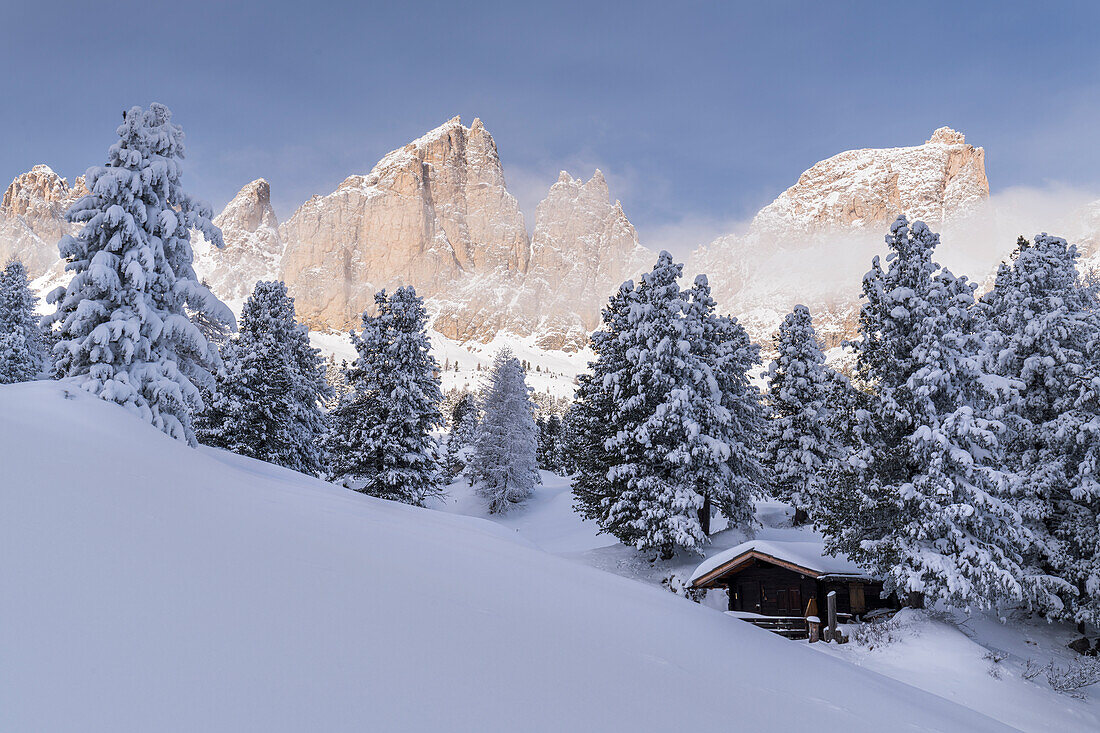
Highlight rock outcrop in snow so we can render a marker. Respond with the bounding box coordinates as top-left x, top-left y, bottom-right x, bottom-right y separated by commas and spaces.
194, 178, 283, 302
0, 165, 85, 277
690, 127, 990, 347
